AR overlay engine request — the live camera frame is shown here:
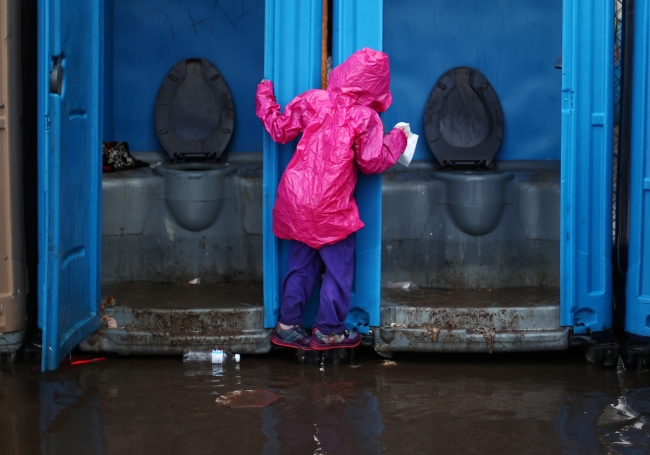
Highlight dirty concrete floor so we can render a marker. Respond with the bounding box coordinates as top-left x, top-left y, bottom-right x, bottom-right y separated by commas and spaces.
101, 282, 264, 310
1, 349, 649, 454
